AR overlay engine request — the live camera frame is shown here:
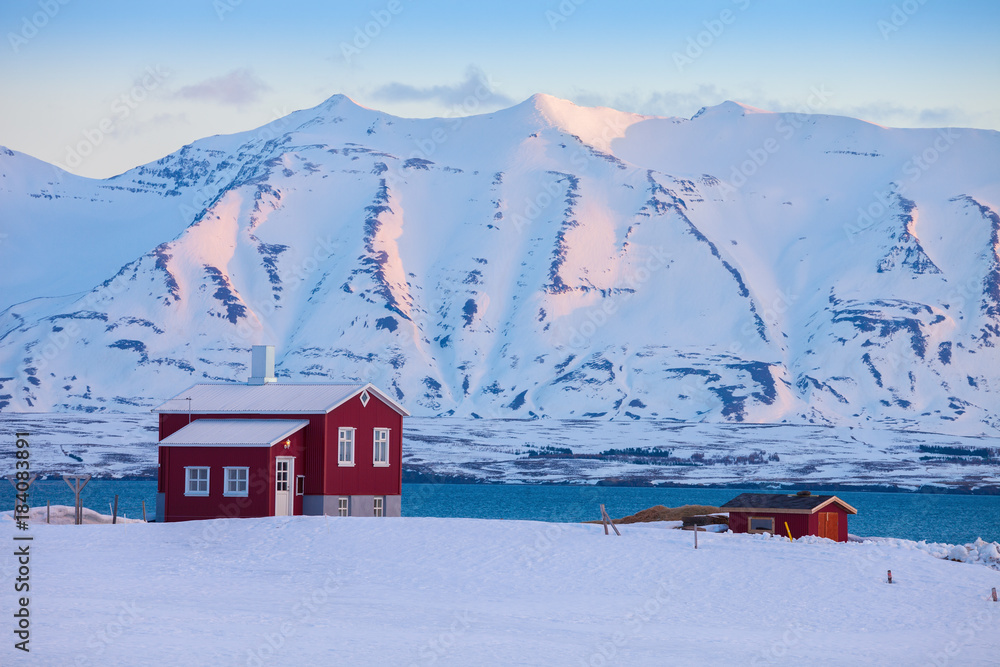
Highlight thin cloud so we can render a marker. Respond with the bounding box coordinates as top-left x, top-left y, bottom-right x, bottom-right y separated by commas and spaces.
569, 86, 731, 119
173, 68, 271, 106
372, 67, 513, 110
